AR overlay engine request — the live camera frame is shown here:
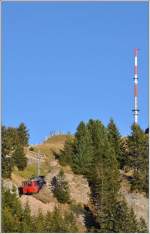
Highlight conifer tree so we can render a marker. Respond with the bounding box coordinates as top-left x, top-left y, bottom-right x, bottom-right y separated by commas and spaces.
2, 156, 13, 178
110, 200, 146, 233
59, 136, 75, 166
73, 121, 94, 175
107, 118, 122, 167
17, 123, 29, 146
12, 145, 27, 170
51, 170, 70, 203
2, 126, 19, 156
20, 203, 33, 232
85, 120, 120, 231
128, 124, 148, 195
32, 210, 45, 232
